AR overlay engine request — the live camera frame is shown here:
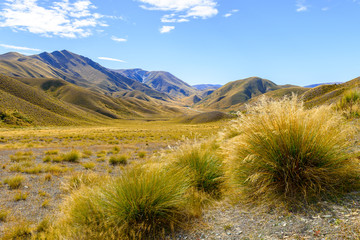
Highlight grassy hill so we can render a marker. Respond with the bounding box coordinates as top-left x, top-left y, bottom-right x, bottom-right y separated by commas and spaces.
0, 74, 103, 126
195, 77, 282, 109
0, 74, 184, 127
301, 77, 360, 107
